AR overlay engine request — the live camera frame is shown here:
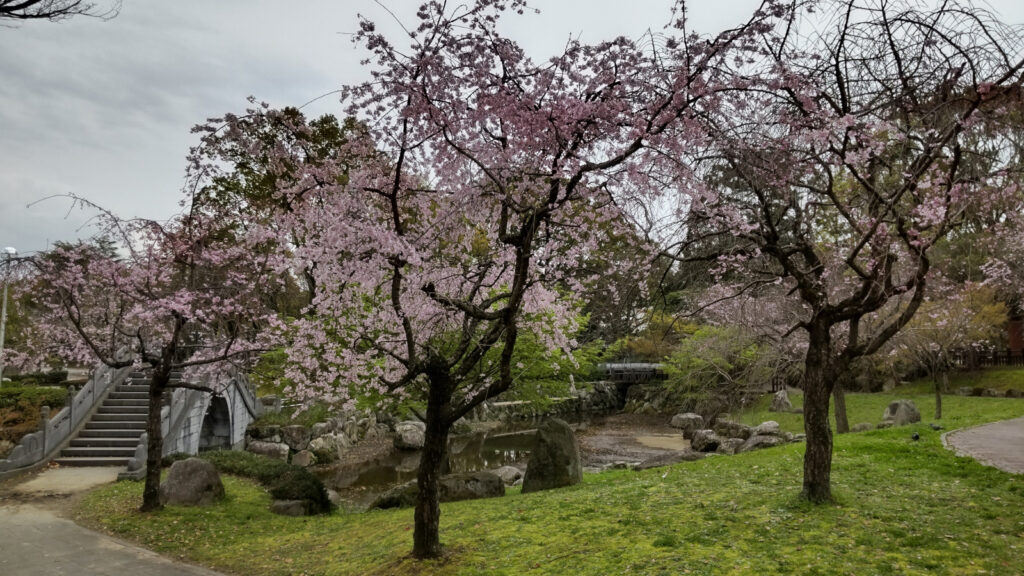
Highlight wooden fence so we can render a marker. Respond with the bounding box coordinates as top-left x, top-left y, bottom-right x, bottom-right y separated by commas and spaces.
952, 349, 1024, 370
